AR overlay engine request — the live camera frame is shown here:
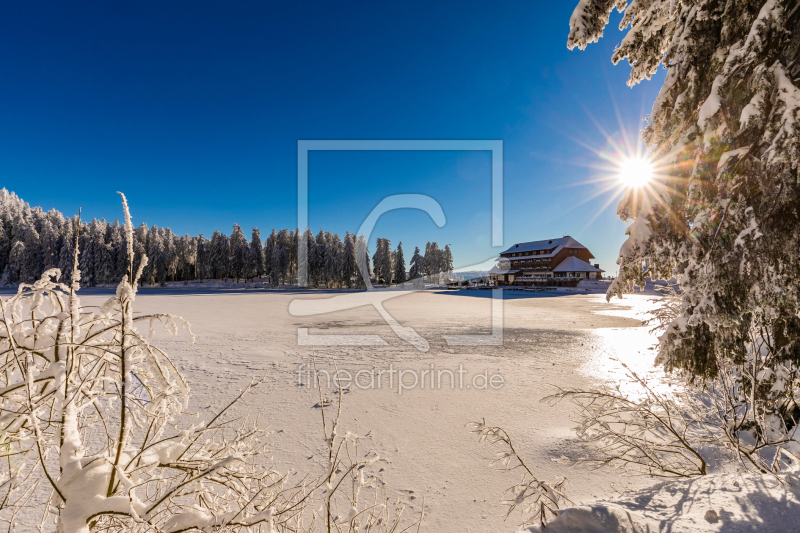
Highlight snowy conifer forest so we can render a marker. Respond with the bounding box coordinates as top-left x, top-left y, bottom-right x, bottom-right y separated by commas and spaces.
0, 188, 454, 288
